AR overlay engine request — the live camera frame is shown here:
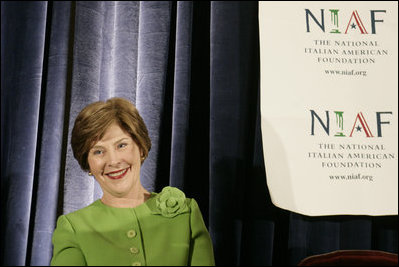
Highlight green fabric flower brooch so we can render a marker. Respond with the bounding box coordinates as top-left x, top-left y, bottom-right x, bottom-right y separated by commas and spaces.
154, 186, 189, 218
